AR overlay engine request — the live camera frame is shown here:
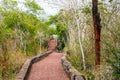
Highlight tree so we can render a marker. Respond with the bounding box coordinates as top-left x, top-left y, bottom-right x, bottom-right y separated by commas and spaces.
24, 0, 43, 16
0, 0, 49, 79
46, 0, 86, 70
92, 0, 102, 65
